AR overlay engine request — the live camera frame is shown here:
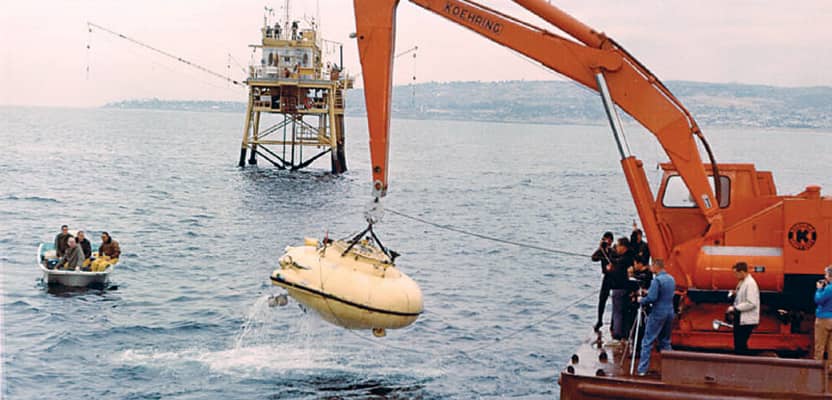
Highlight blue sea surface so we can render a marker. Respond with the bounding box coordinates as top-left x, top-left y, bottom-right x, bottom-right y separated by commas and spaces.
1, 106, 830, 399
